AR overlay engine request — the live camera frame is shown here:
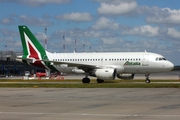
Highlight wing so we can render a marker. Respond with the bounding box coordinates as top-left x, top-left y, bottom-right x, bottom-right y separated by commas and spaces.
43, 60, 117, 72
